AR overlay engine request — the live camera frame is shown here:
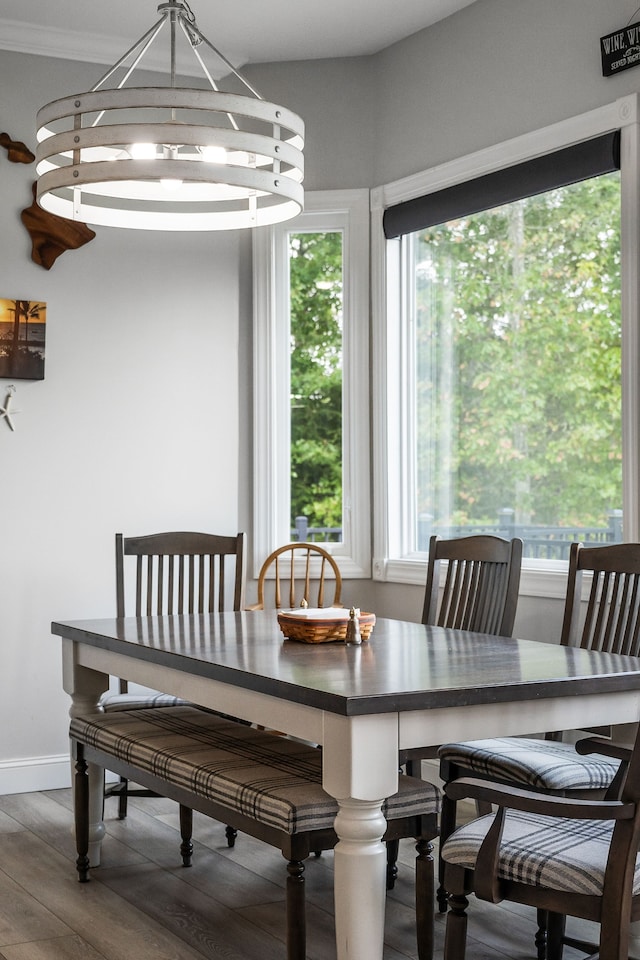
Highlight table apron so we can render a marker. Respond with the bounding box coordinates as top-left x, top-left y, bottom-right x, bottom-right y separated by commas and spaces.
73, 643, 325, 745
398, 689, 640, 750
